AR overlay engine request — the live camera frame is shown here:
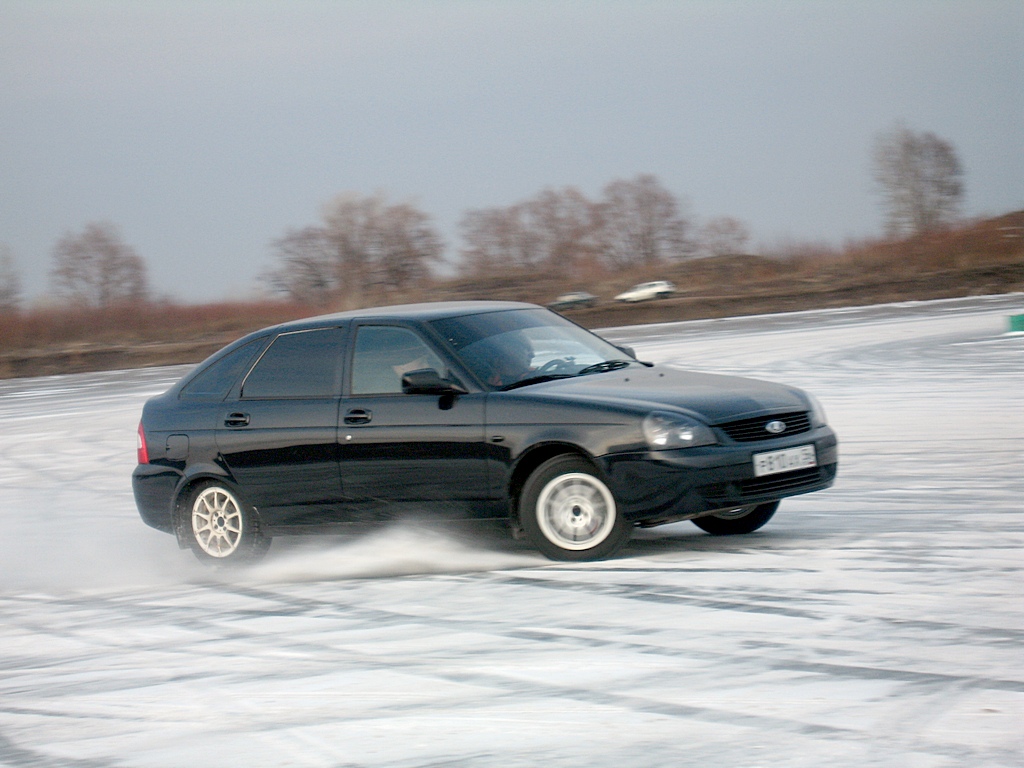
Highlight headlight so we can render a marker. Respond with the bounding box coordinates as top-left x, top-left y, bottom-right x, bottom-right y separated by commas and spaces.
642, 411, 717, 449
806, 393, 828, 427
